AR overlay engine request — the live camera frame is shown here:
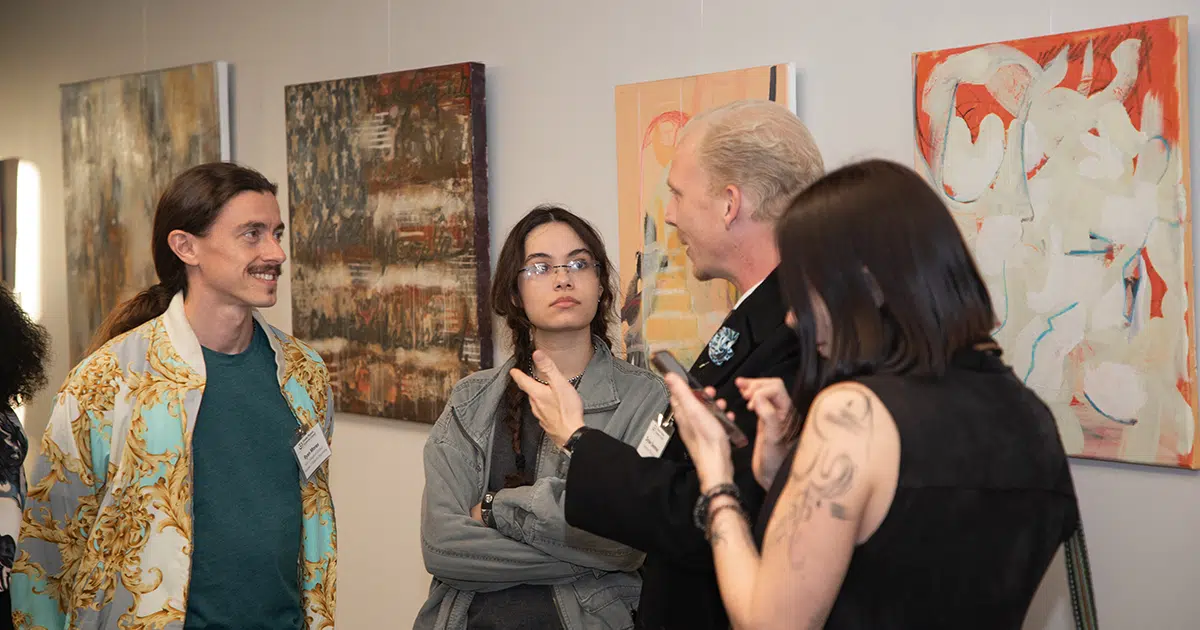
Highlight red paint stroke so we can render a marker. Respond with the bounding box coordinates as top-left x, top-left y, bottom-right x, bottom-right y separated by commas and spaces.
358, 304, 379, 326
914, 18, 1184, 171
641, 111, 691, 150
1104, 244, 1121, 266
1026, 154, 1050, 179
1141, 249, 1167, 319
